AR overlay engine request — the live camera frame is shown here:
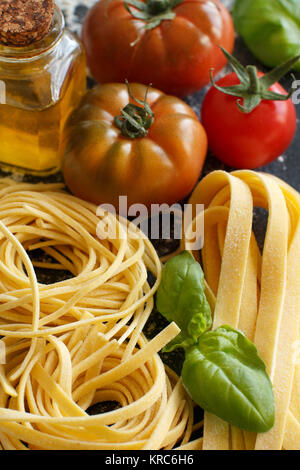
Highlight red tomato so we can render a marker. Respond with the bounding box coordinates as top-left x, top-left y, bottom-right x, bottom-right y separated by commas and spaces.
201, 72, 297, 169
81, 0, 234, 97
